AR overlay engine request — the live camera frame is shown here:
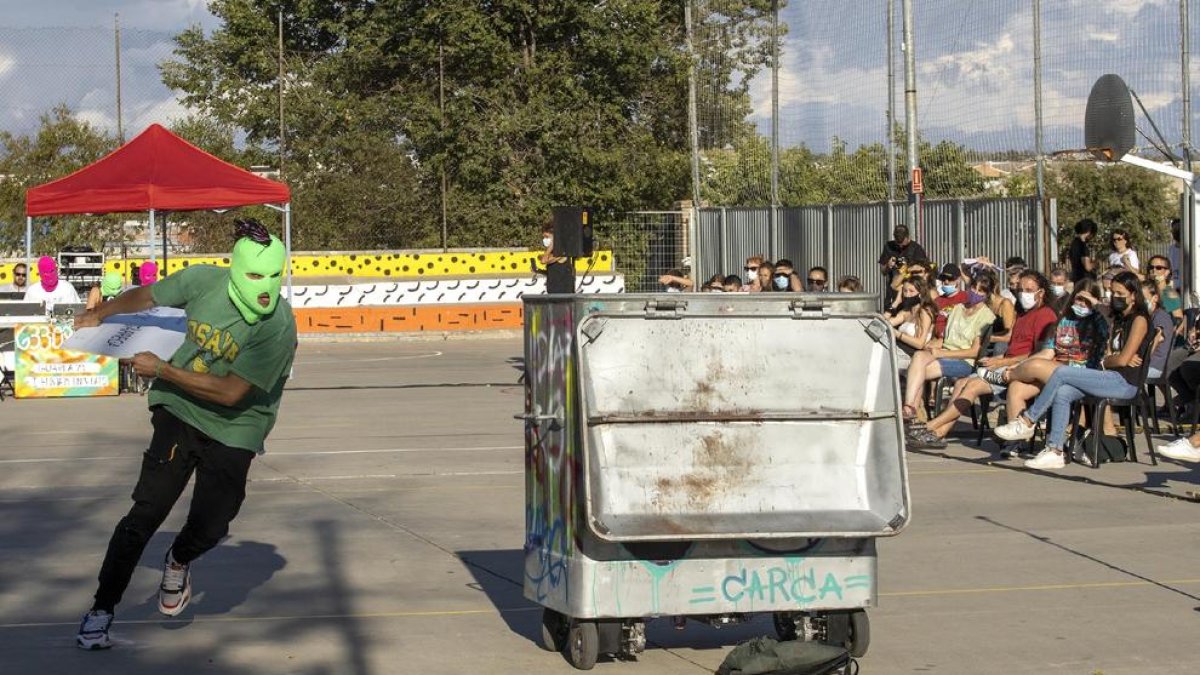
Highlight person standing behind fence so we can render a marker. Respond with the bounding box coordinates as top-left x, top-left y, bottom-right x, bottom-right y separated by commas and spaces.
878, 225, 928, 308
1068, 218, 1098, 283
